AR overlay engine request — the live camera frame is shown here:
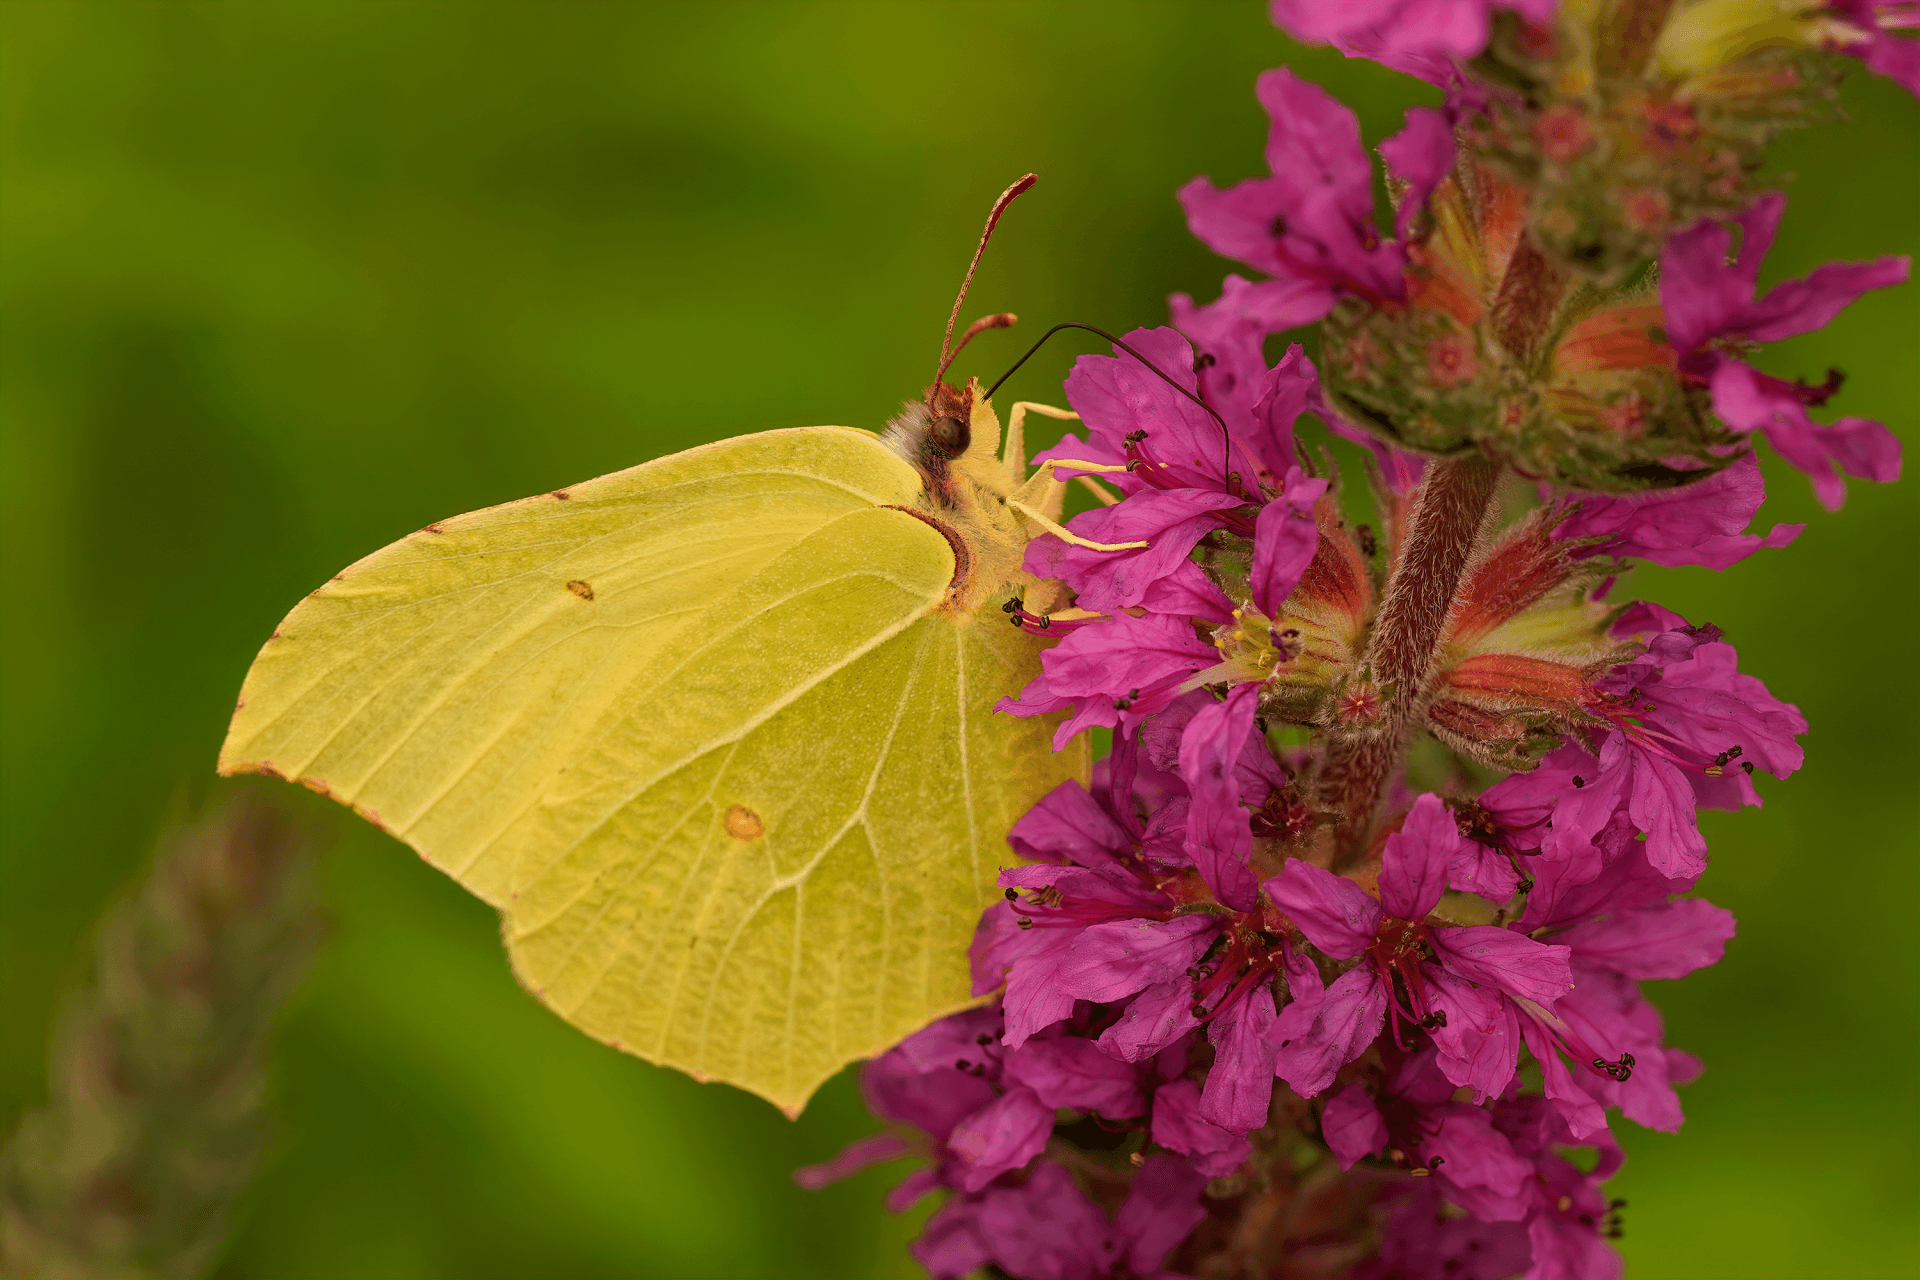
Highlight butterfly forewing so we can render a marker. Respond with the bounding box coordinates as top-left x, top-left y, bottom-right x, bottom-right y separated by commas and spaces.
219, 425, 1081, 1112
